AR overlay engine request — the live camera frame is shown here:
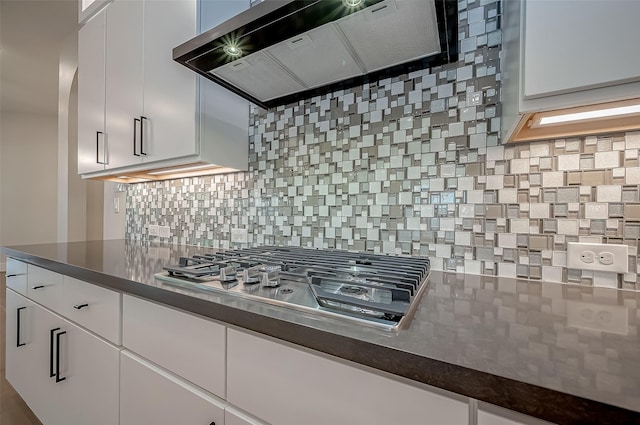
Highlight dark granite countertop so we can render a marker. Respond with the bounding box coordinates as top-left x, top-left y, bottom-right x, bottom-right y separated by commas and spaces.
3, 240, 639, 425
